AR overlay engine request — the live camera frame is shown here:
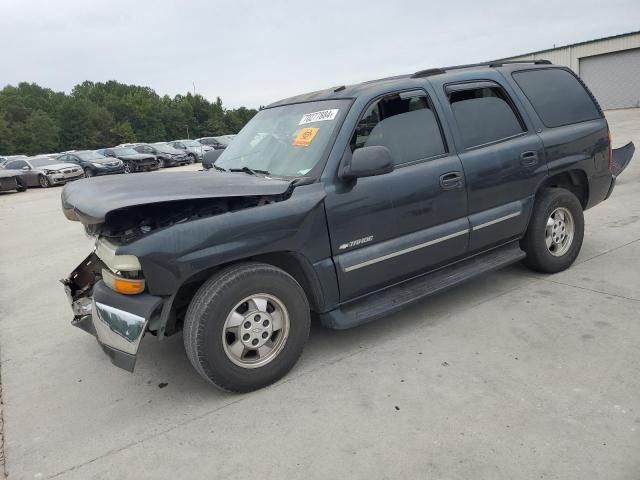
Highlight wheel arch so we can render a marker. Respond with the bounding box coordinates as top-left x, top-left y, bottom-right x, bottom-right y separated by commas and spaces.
156, 251, 325, 338
537, 169, 589, 209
